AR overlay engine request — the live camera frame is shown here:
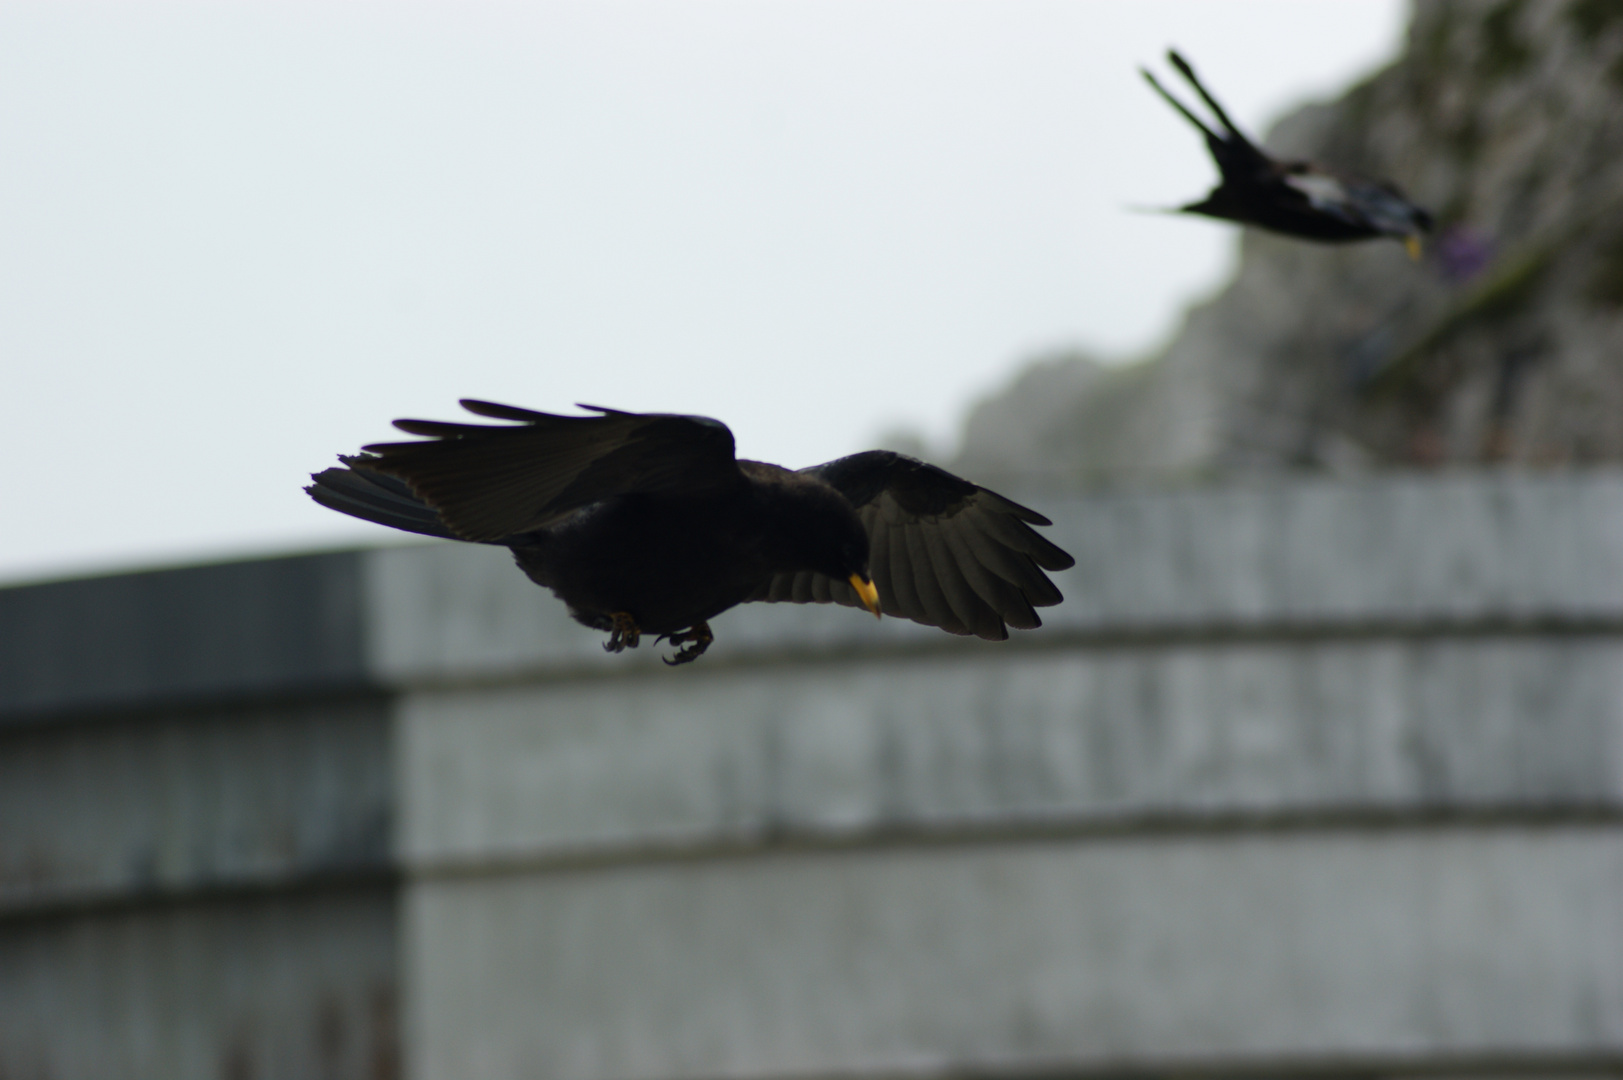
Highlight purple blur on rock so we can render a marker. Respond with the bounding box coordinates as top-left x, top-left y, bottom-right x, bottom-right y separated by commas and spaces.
1434, 226, 1494, 282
